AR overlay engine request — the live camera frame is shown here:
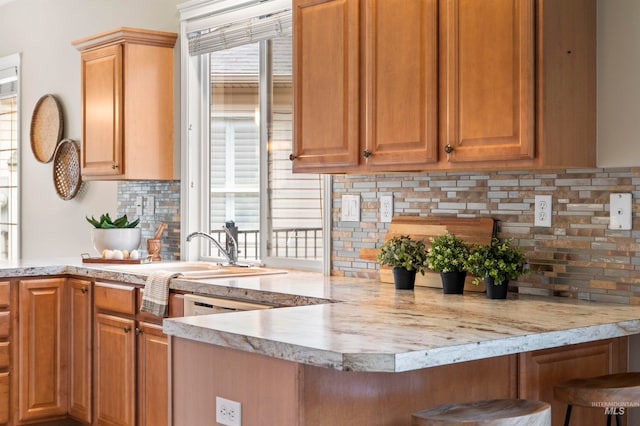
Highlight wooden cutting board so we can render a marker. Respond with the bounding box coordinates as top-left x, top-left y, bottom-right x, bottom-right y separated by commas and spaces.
360, 216, 495, 292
